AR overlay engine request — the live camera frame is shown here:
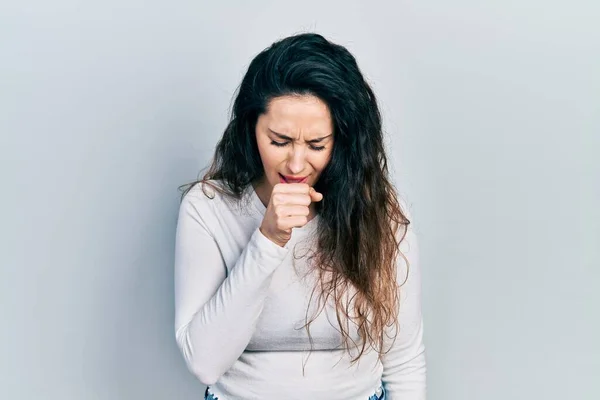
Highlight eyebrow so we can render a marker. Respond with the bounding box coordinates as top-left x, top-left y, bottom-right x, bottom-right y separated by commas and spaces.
268, 129, 333, 143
